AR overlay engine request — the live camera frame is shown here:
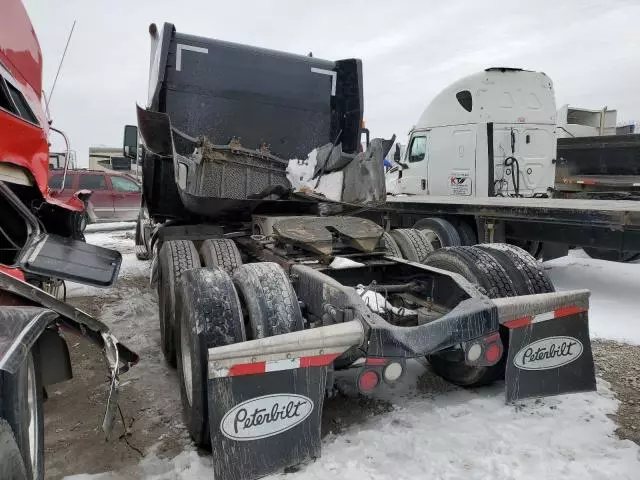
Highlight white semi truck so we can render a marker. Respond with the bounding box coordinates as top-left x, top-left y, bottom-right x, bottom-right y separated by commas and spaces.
387, 68, 556, 198
381, 68, 640, 261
